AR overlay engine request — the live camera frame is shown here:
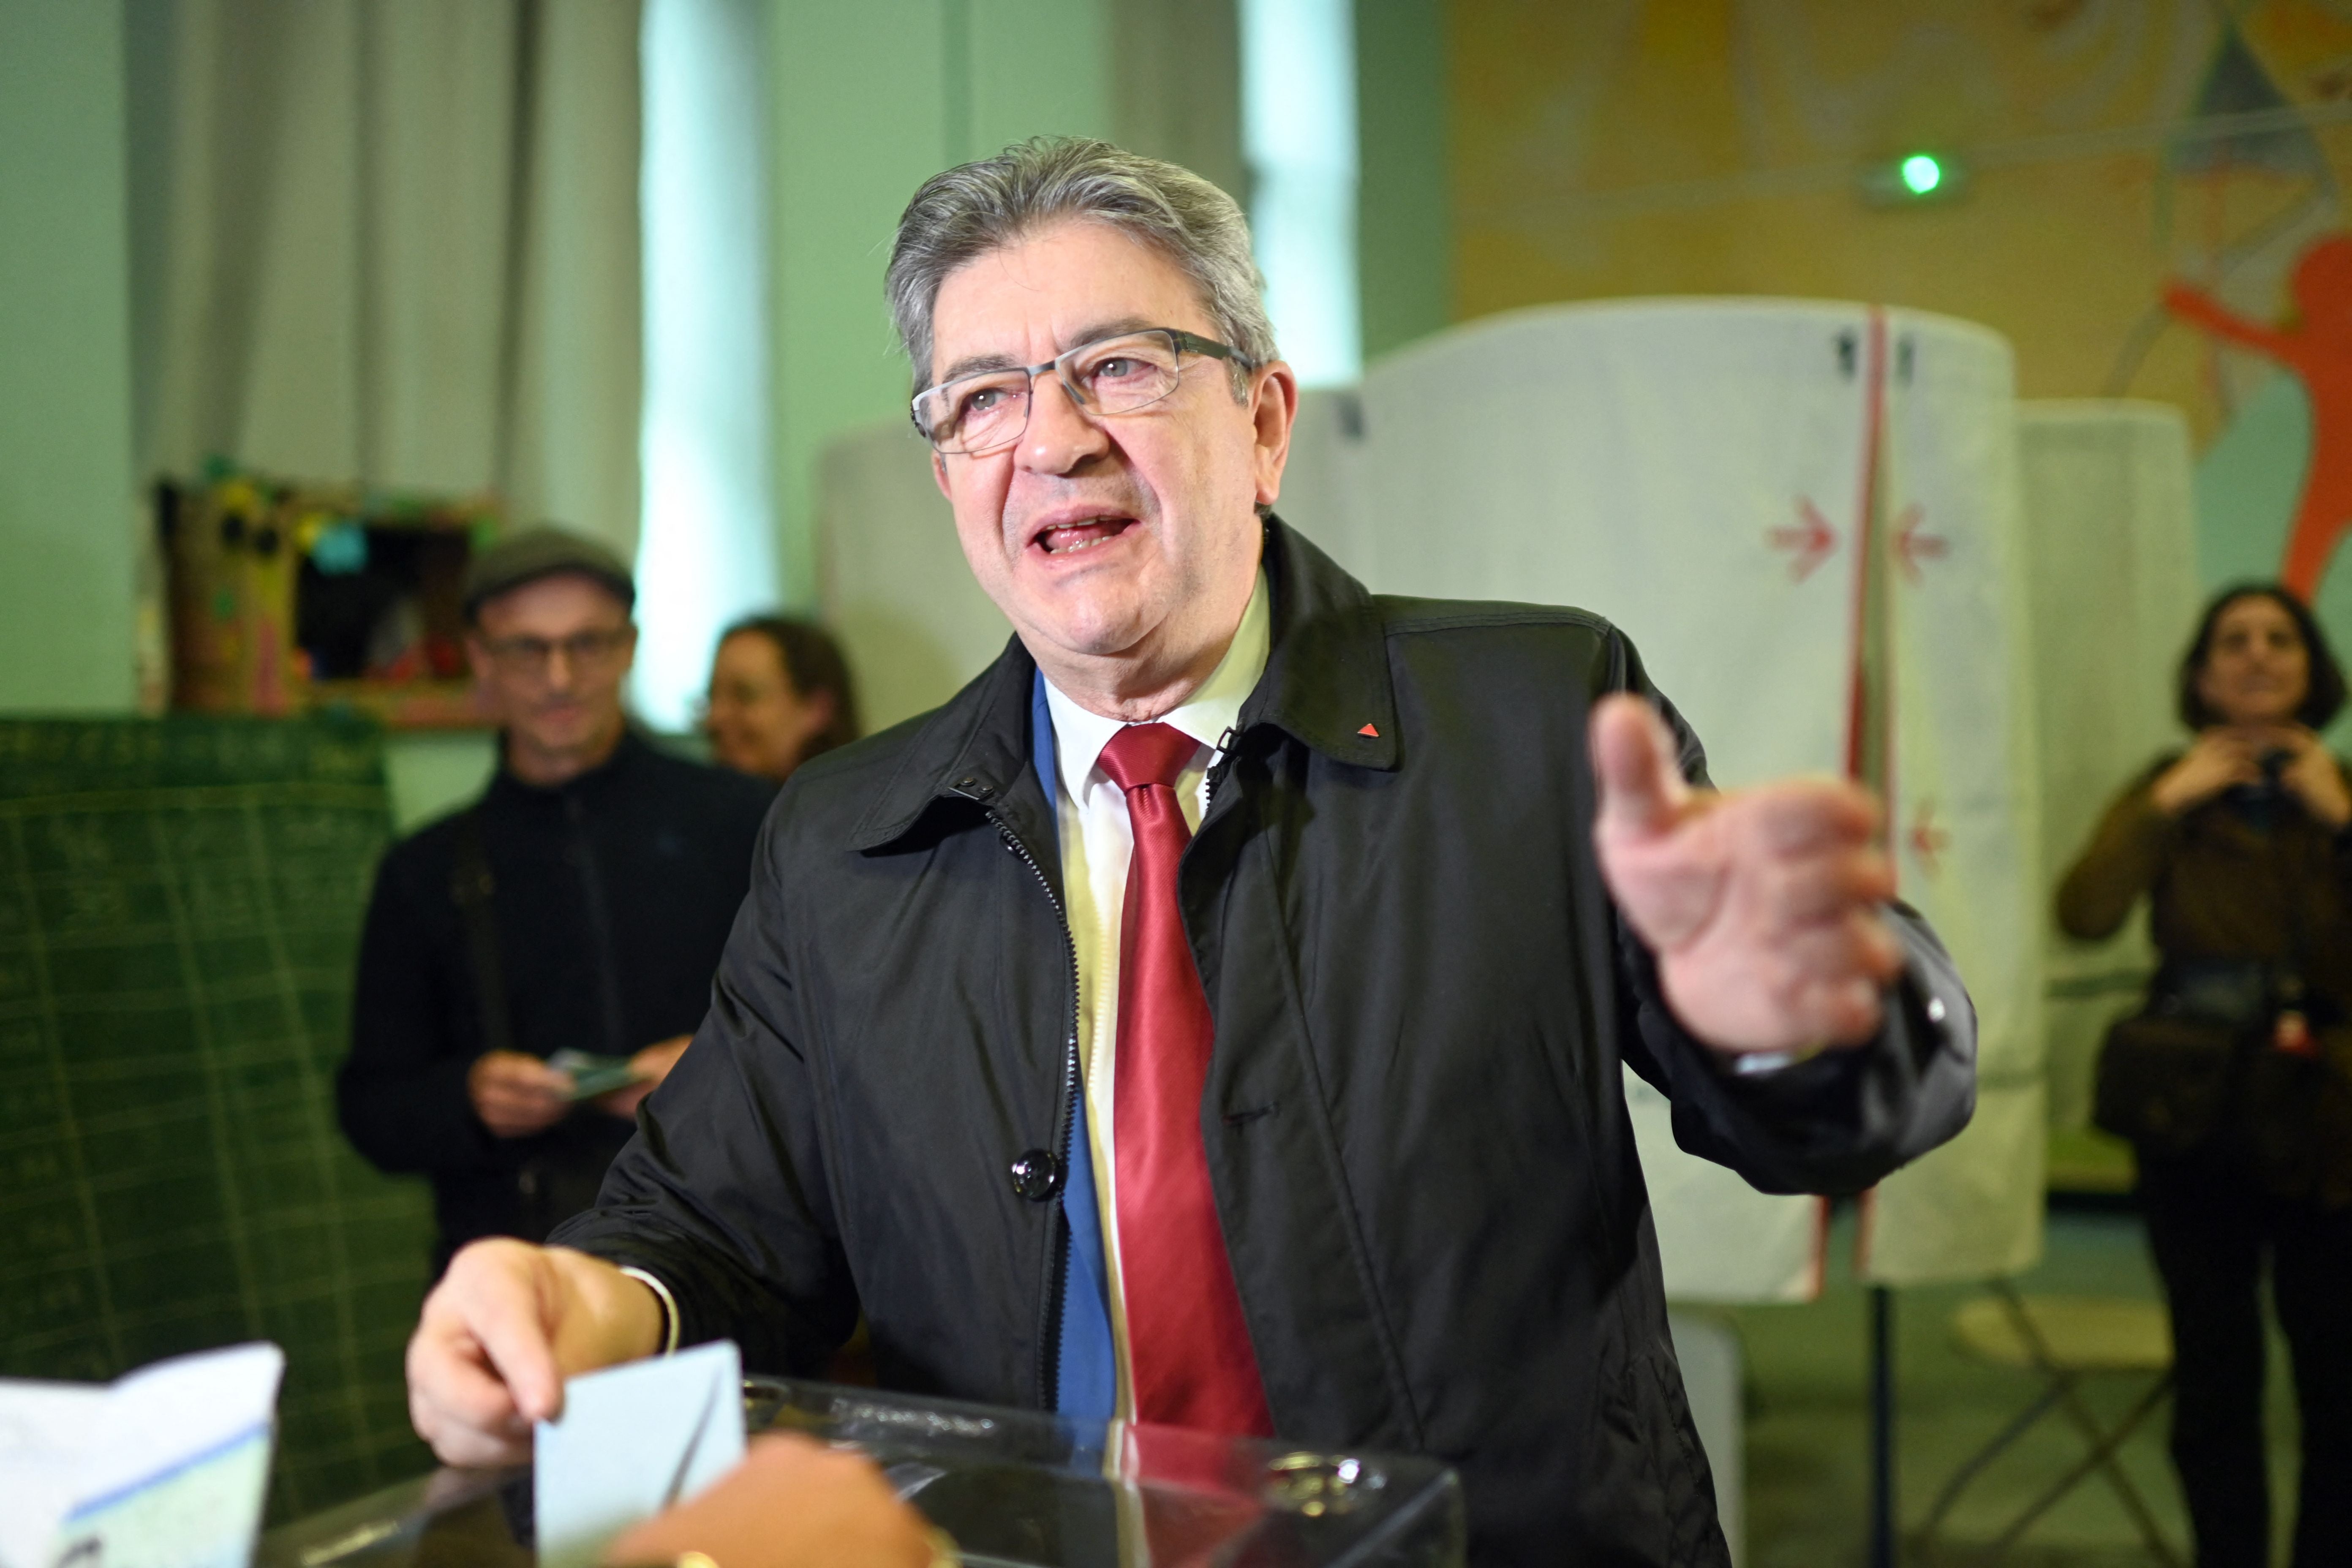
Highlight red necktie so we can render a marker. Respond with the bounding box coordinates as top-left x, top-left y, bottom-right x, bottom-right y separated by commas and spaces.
1099, 723, 1274, 1436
